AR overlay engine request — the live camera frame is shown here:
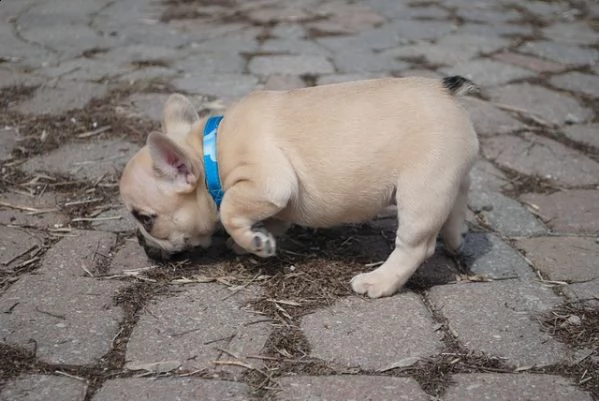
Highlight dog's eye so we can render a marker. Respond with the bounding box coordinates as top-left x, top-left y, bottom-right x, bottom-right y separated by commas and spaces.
132, 210, 156, 232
